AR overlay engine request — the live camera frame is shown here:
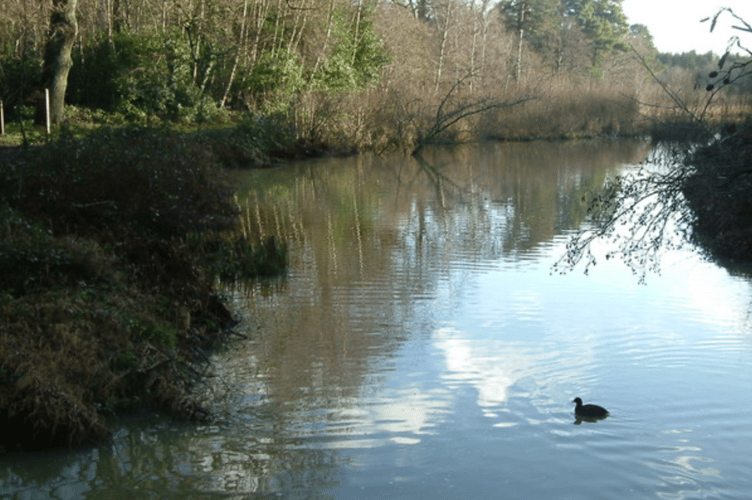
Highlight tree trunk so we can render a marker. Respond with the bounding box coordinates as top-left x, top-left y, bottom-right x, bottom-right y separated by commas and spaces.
514, 3, 528, 81
40, 0, 78, 125
220, 0, 249, 109
310, 0, 336, 80
434, 0, 454, 96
